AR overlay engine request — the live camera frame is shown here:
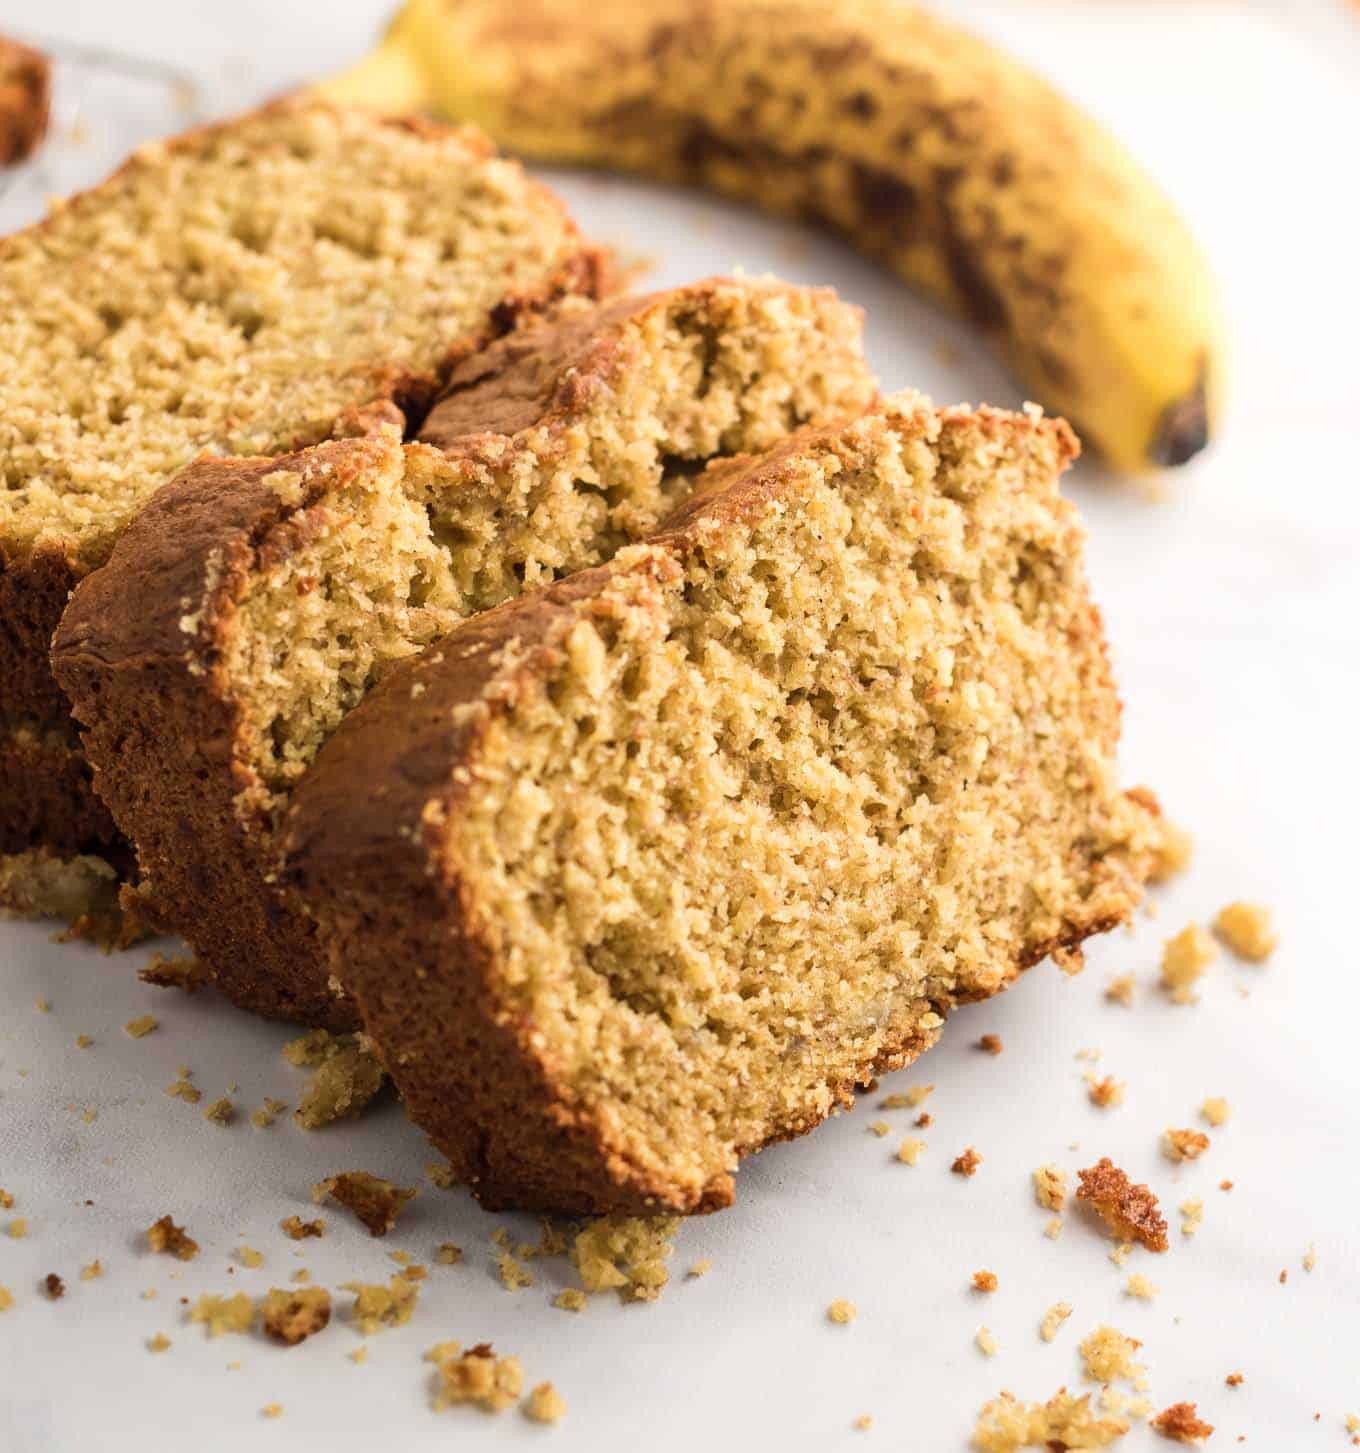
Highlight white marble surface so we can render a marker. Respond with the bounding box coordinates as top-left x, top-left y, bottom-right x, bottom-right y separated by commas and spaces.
2, 3, 1358, 1449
